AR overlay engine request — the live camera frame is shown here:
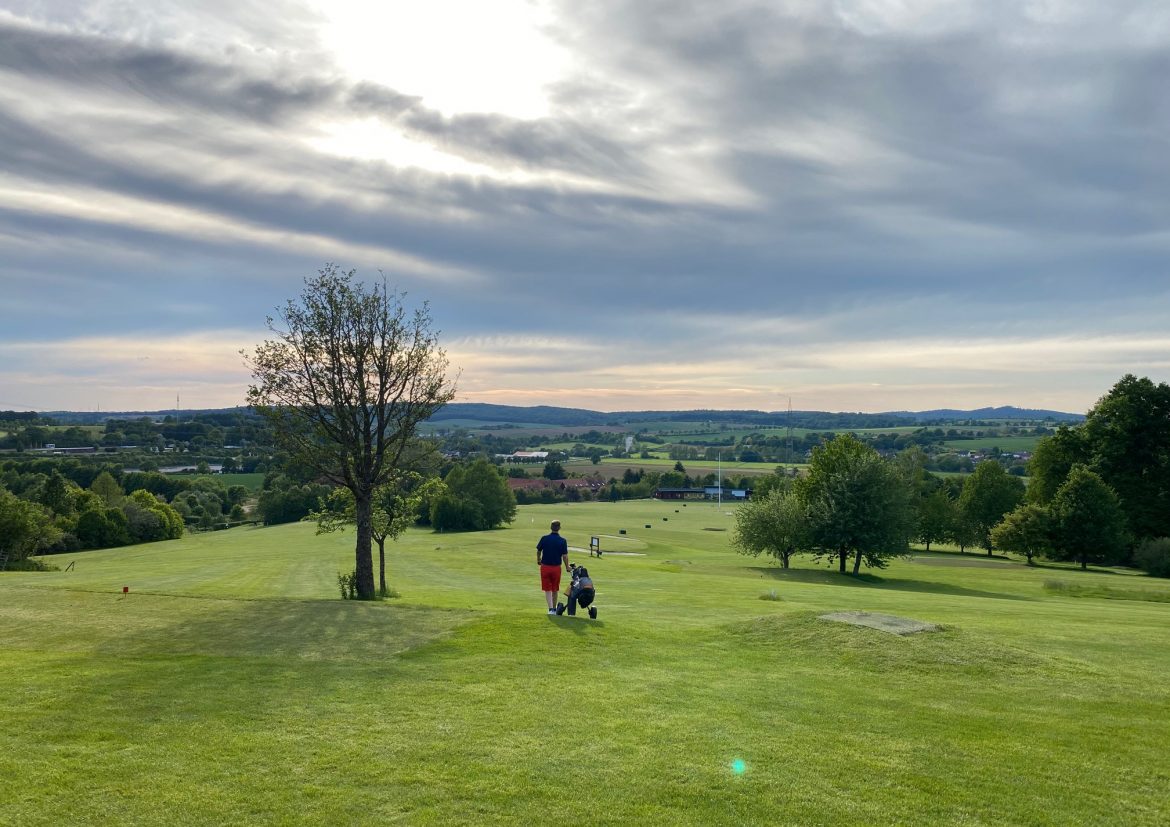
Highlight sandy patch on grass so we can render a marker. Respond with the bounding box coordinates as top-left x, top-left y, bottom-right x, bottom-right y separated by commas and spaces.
819, 611, 940, 636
